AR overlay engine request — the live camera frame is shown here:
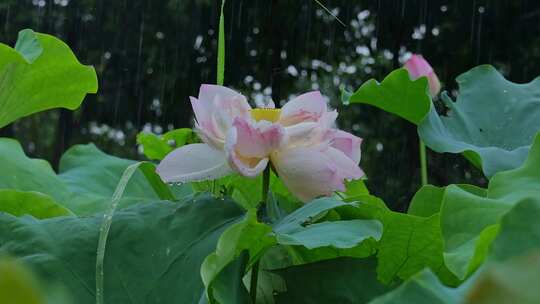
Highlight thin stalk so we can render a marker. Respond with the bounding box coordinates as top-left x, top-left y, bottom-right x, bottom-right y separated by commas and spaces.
96, 163, 141, 304
419, 139, 428, 186
216, 0, 226, 86
213, 0, 226, 196
249, 260, 260, 303
261, 166, 270, 209
250, 166, 271, 303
